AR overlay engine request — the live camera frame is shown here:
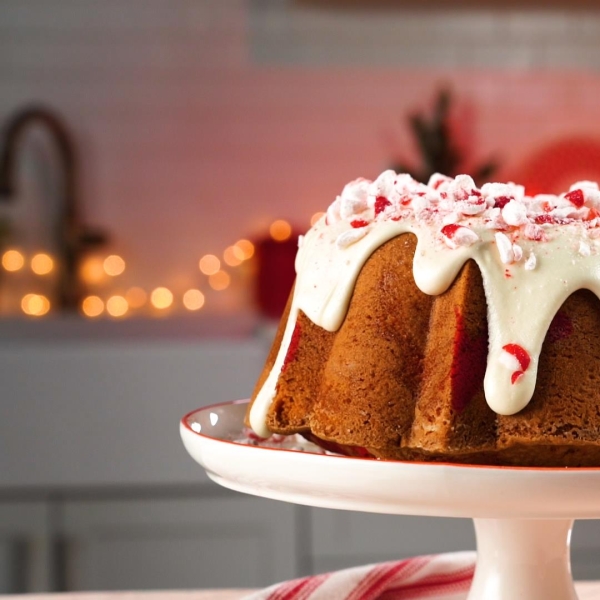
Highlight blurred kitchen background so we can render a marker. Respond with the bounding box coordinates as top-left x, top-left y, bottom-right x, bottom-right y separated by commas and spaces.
3, 0, 600, 594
